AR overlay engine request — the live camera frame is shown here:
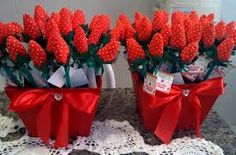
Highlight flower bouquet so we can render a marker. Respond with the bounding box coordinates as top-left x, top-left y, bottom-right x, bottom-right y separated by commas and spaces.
0, 5, 120, 147
117, 10, 235, 143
